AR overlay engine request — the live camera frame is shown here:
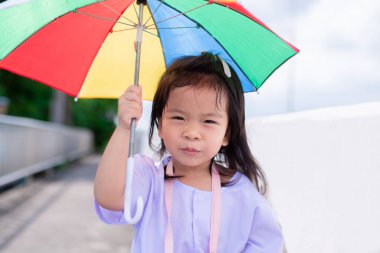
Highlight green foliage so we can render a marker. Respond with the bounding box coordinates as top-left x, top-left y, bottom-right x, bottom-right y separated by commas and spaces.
71, 99, 117, 151
0, 70, 52, 120
0, 80, 5, 95
0, 70, 117, 151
